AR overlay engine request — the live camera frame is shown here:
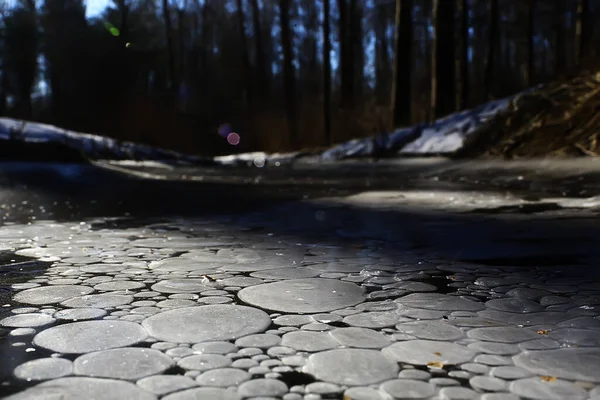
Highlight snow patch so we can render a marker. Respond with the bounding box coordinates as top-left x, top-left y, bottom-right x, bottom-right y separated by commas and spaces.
215, 152, 269, 166
104, 160, 175, 169
317, 190, 600, 214
400, 98, 510, 154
